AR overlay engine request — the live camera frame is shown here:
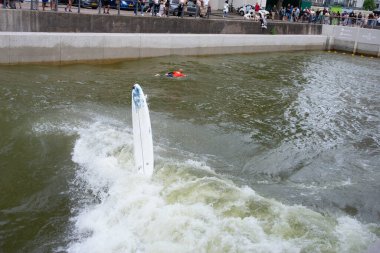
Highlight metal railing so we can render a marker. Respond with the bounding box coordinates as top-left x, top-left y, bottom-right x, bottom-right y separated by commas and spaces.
273, 12, 380, 29
309, 16, 380, 29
